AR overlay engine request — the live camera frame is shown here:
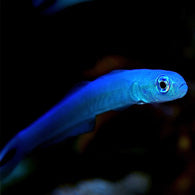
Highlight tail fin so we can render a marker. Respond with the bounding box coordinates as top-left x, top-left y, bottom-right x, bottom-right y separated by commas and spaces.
0, 137, 25, 180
